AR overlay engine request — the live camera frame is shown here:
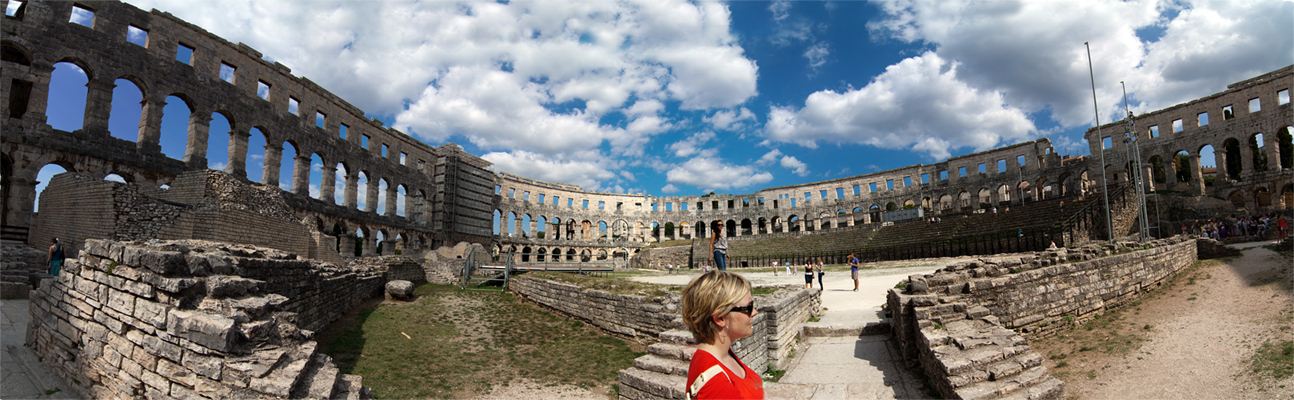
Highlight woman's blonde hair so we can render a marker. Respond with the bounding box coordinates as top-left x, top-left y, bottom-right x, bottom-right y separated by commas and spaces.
681, 270, 751, 344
